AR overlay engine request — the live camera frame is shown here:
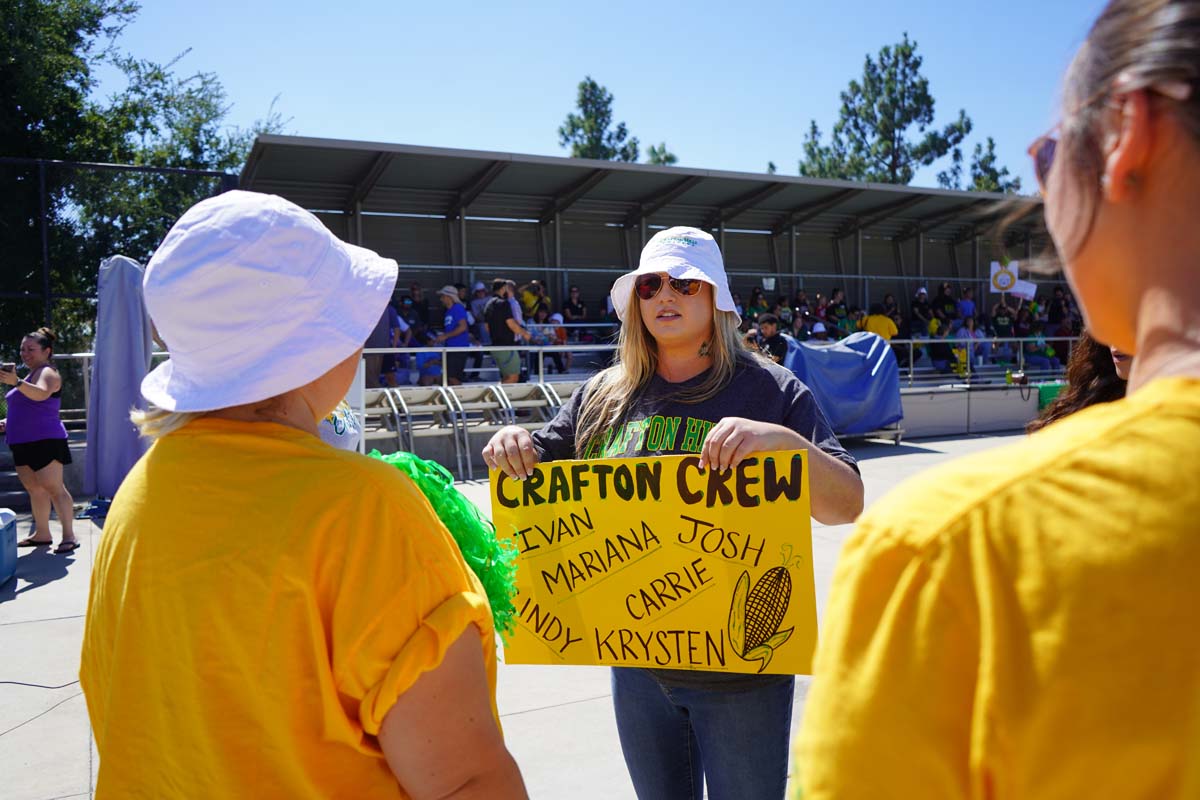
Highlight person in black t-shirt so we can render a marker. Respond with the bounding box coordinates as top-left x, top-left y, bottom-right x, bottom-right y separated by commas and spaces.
828, 287, 849, 323
911, 287, 933, 329
562, 285, 587, 322
753, 313, 789, 364
991, 298, 1017, 362
406, 282, 431, 327
933, 283, 959, 327
562, 285, 588, 343
483, 279, 531, 384
1048, 287, 1072, 326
